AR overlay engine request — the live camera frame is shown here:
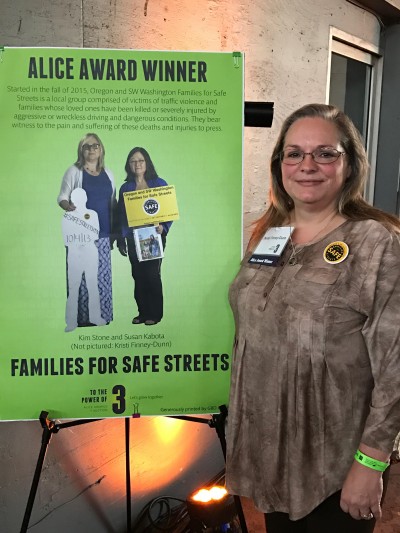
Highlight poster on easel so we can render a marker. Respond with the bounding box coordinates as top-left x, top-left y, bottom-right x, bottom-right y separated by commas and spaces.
0, 46, 243, 421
